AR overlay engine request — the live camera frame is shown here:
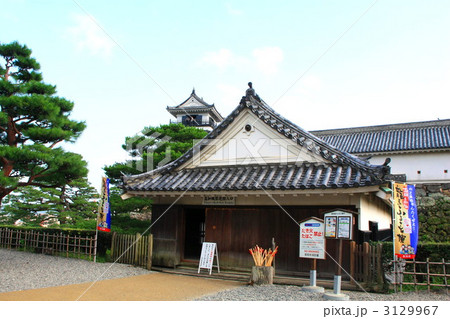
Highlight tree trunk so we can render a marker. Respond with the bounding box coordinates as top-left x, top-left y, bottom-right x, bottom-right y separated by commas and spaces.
251, 266, 274, 285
